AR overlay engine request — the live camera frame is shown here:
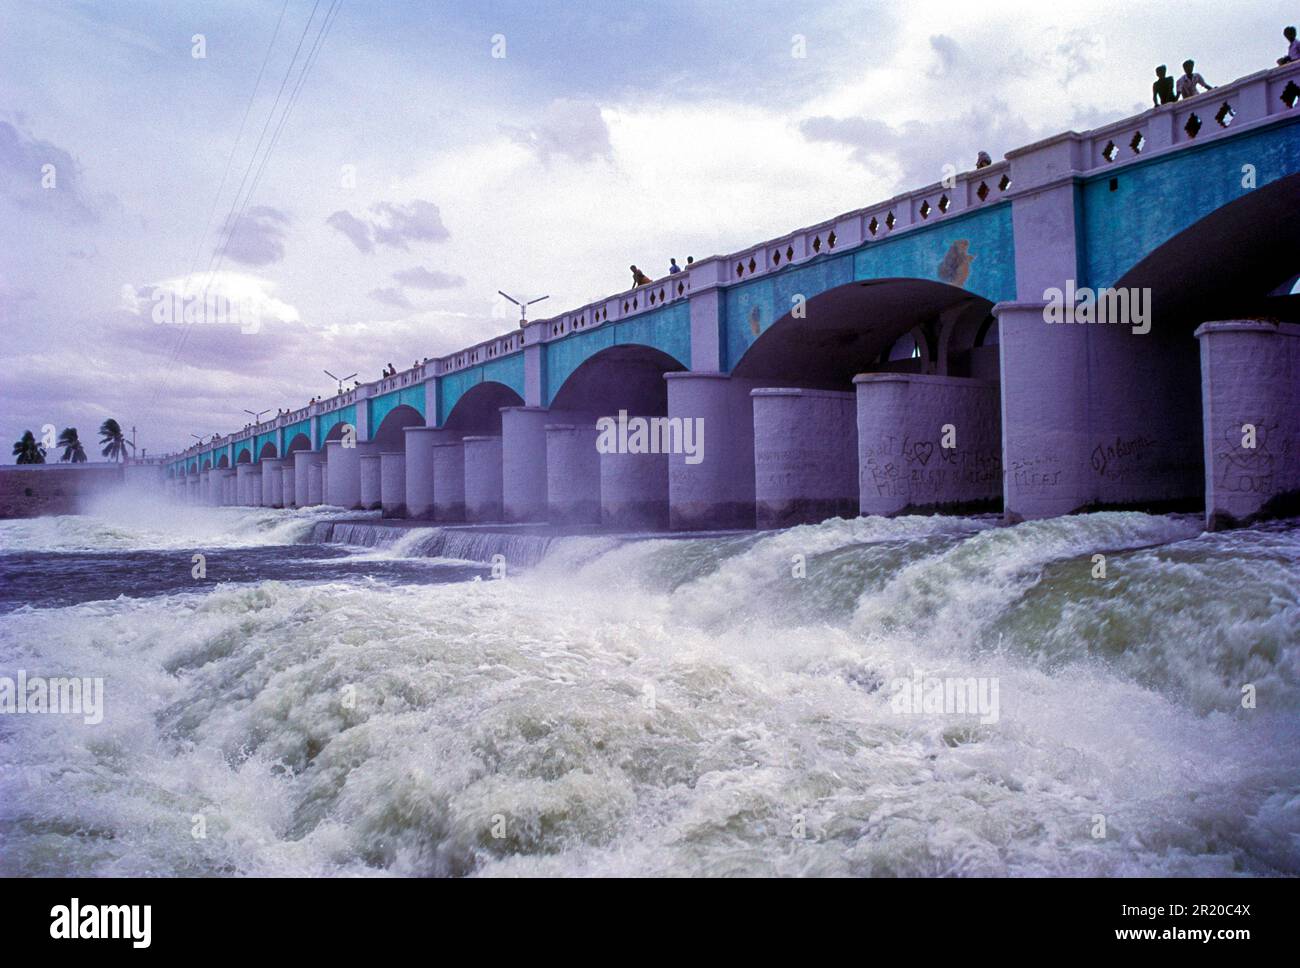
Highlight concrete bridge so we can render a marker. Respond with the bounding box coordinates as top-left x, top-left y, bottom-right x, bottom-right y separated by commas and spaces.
157, 63, 1300, 532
